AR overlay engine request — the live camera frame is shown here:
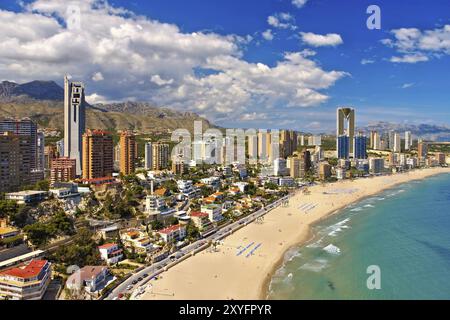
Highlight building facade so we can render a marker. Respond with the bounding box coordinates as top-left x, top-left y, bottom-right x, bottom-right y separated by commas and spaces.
50, 157, 76, 185
354, 133, 367, 159
0, 118, 38, 170
64, 76, 86, 176
152, 142, 170, 171
82, 129, 114, 180
0, 260, 51, 300
119, 131, 136, 176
